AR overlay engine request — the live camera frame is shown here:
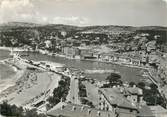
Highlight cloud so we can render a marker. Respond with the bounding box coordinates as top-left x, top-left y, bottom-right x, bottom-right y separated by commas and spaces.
0, 0, 90, 25
0, 0, 38, 23
51, 16, 90, 25
162, 0, 167, 3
